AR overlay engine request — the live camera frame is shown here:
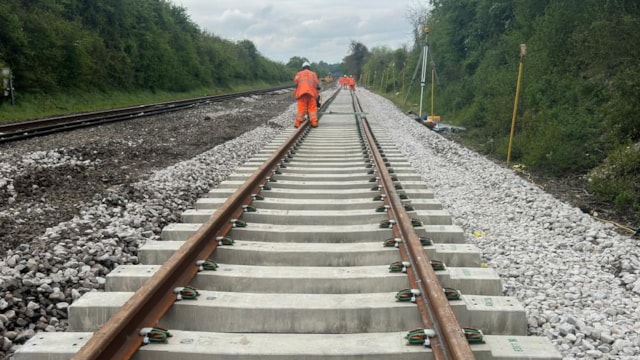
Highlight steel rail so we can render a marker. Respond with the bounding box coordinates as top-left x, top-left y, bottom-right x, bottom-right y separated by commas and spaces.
71, 88, 339, 359
0, 85, 293, 143
352, 92, 476, 359
352, 94, 448, 357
